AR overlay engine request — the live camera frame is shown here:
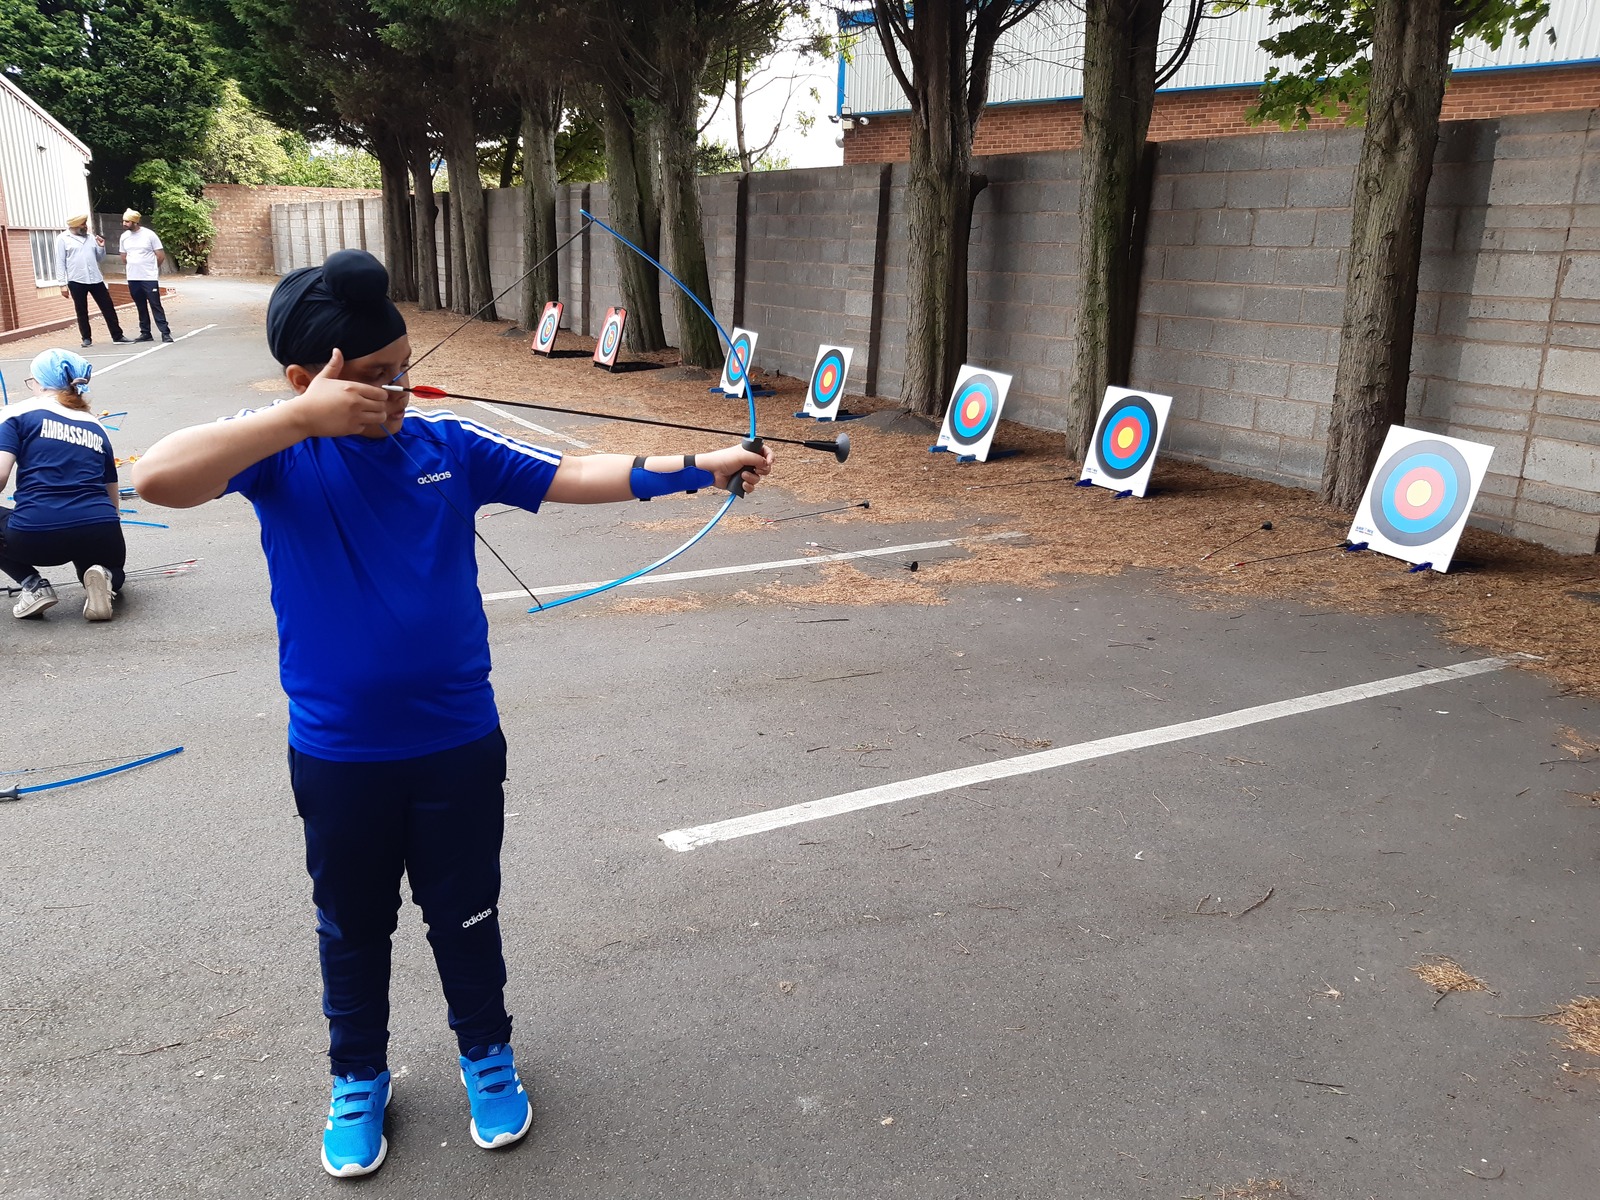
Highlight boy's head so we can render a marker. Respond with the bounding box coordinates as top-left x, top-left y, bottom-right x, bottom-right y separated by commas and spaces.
267, 249, 408, 375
